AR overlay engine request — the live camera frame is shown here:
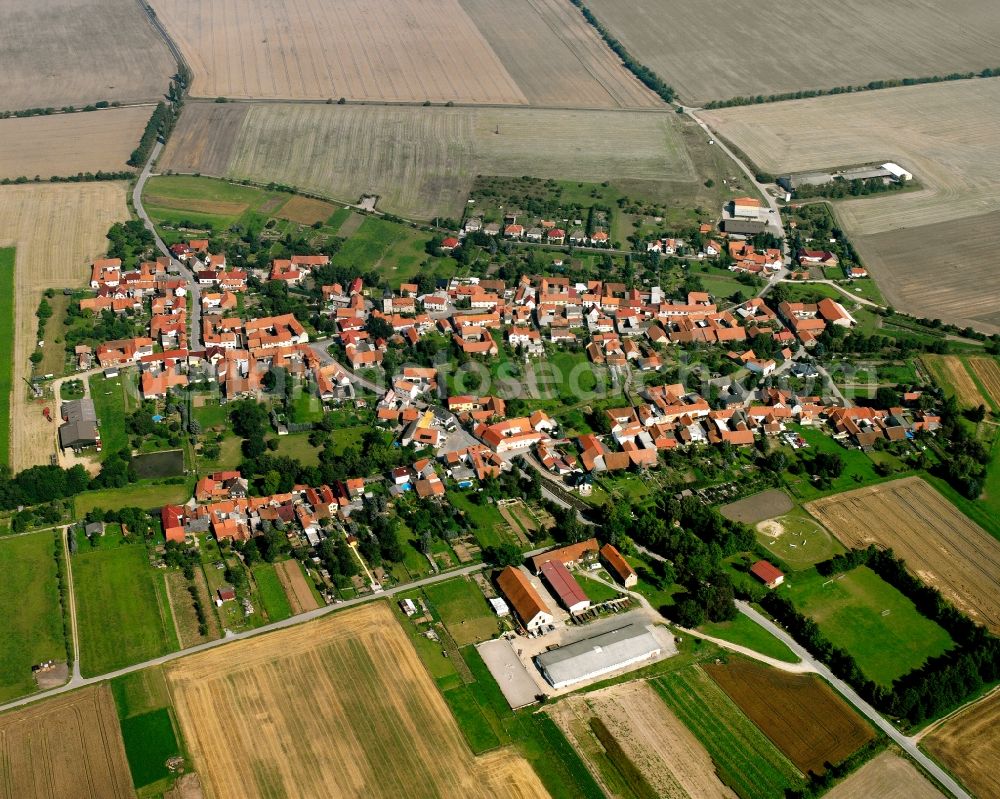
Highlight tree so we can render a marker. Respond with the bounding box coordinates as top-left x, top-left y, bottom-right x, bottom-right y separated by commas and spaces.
483, 543, 522, 567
